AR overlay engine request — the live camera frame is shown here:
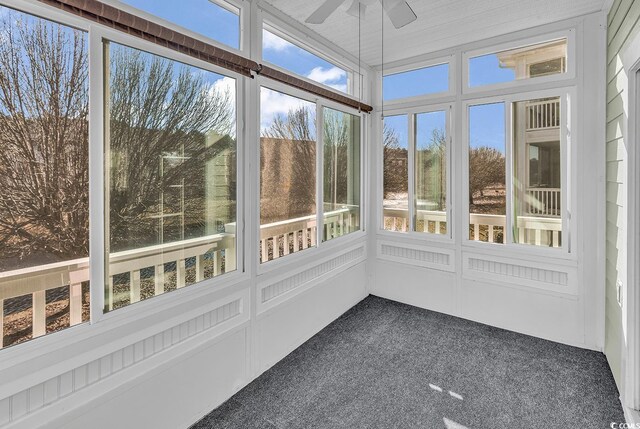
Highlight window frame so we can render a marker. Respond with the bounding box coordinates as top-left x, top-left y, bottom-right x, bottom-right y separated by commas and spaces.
103, 0, 246, 54
256, 78, 366, 275
462, 87, 576, 259
90, 24, 247, 324
382, 55, 456, 107
379, 103, 454, 243
462, 29, 576, 95
259, 14, 361, 99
